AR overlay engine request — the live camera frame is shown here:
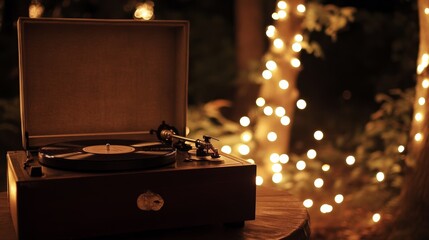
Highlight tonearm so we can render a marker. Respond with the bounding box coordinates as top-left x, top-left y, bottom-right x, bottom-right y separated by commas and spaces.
151, 122, 220, 158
